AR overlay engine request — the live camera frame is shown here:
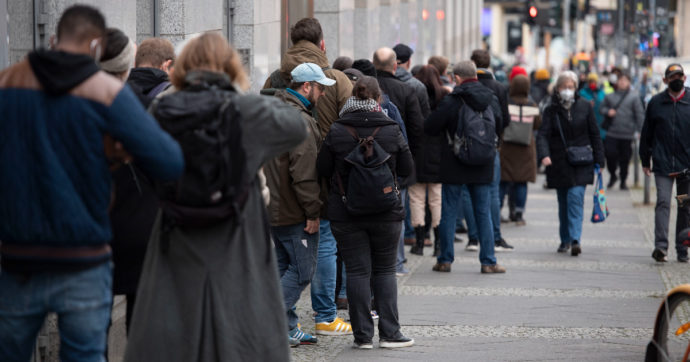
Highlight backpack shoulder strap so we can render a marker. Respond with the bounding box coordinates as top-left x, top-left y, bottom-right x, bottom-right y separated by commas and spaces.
343, 125, 359, 140
146, 80, 171, 101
